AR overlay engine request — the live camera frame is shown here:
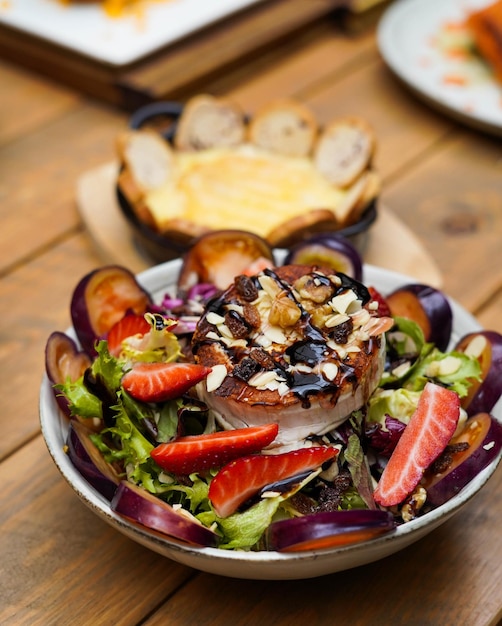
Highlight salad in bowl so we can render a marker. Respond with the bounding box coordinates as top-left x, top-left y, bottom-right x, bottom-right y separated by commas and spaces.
40, 230, 502, 579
